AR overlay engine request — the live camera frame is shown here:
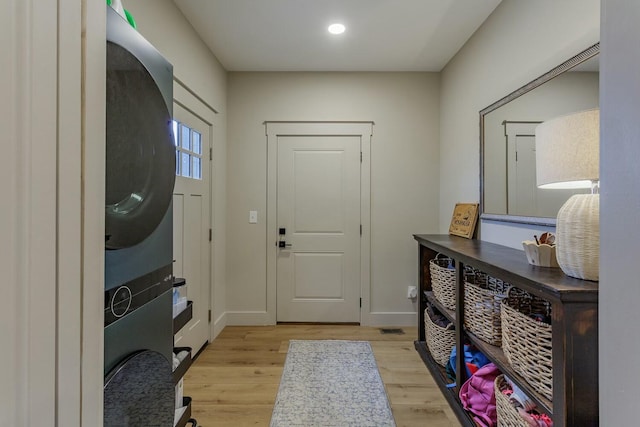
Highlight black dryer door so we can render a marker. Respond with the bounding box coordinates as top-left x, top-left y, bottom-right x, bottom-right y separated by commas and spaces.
105, 41, 175, 249
104, 350, 174, 427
